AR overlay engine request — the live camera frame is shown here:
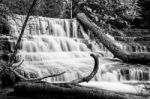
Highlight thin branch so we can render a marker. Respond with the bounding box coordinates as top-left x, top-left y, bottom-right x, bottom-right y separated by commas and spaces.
9, 66, 66, 82
10, 0, 38, 64
23, 71, 66, 82
9, 67, 27, 80
13, 59, 24, 70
